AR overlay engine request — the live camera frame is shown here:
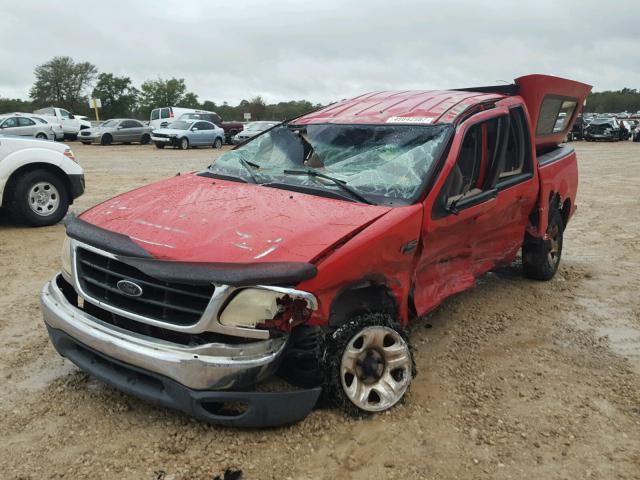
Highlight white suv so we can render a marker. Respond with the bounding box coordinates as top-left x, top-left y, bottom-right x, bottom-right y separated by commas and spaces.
0, 135, 84, 226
